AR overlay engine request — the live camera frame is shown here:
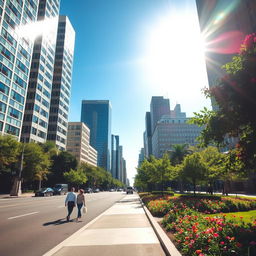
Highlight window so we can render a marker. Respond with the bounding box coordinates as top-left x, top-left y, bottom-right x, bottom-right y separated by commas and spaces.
0, 81, 9, 95
0, 44, 14, 62
0, 63, 12, 78
0, 101, 6, 112
5, 124, 19, 136
11, 90, 24, 104
16, 59, 29, 74
8, 106, 22, 119
14, 74, 26, 88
